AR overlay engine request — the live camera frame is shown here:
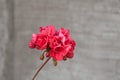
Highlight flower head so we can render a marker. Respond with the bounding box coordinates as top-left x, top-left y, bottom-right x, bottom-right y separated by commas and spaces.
29, 25, 76, 62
